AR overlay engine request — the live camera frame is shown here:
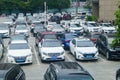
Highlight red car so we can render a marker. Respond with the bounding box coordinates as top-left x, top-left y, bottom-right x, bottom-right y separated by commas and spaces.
35, 31, 57, 46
